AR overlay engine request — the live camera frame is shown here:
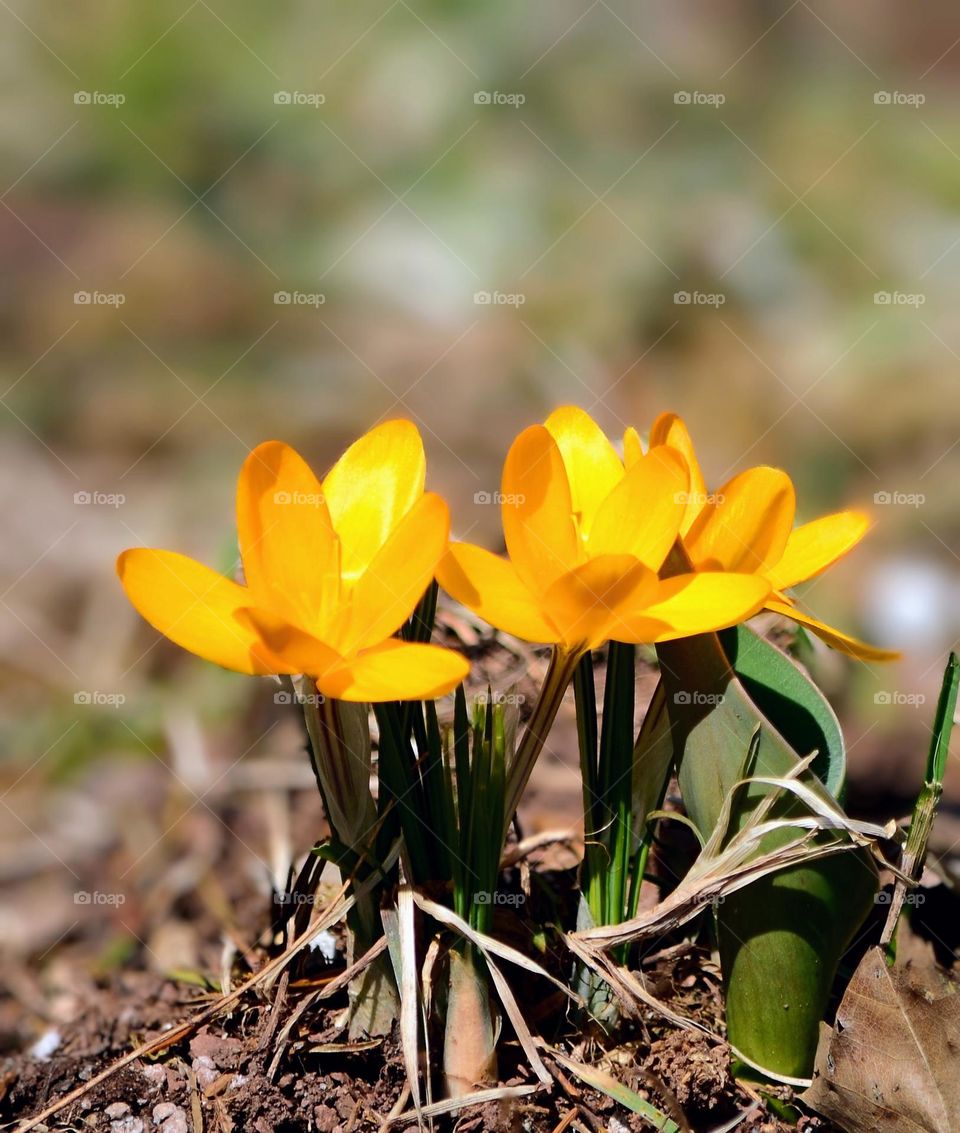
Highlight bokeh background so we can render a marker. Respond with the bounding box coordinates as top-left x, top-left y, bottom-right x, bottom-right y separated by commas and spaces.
2, 2, 960, 981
